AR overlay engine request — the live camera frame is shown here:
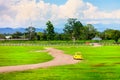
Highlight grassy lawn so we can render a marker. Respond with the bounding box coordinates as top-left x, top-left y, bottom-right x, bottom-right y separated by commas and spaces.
0, 46, 120, 80
0, 46, 53, 66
